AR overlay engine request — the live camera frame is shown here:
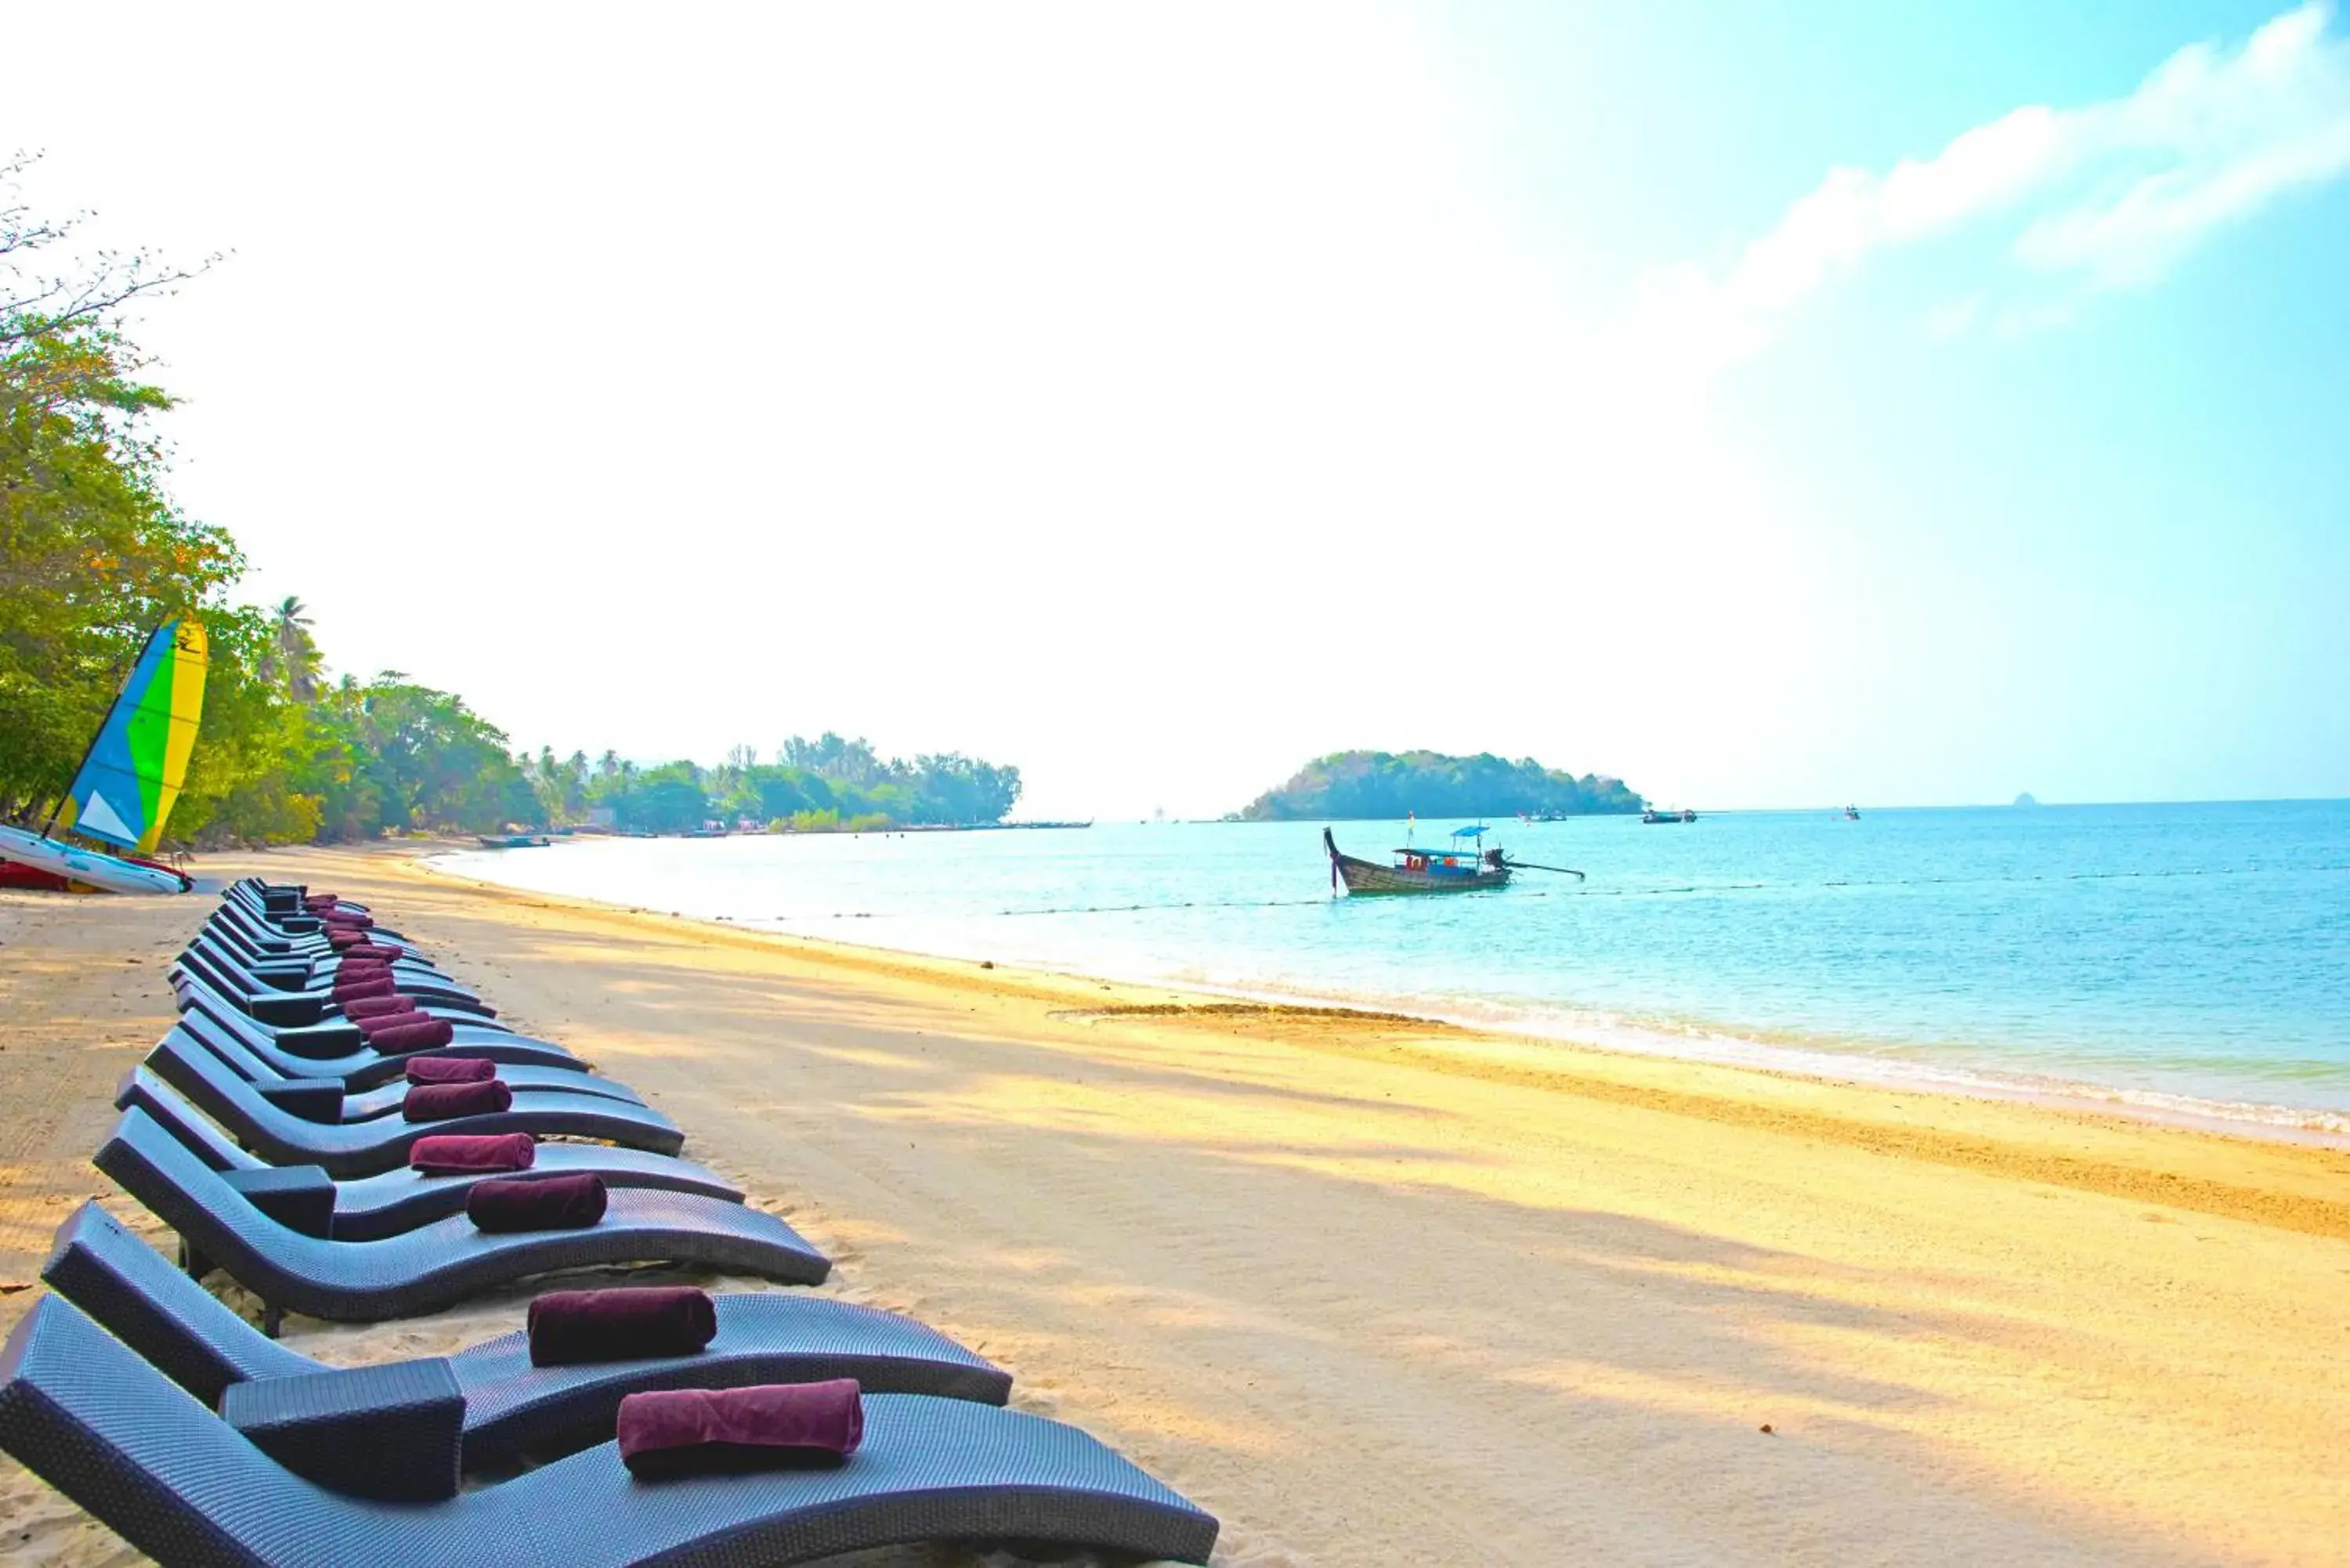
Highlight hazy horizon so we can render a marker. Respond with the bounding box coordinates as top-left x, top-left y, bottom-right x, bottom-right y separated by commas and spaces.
6, 2, 2345, 818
